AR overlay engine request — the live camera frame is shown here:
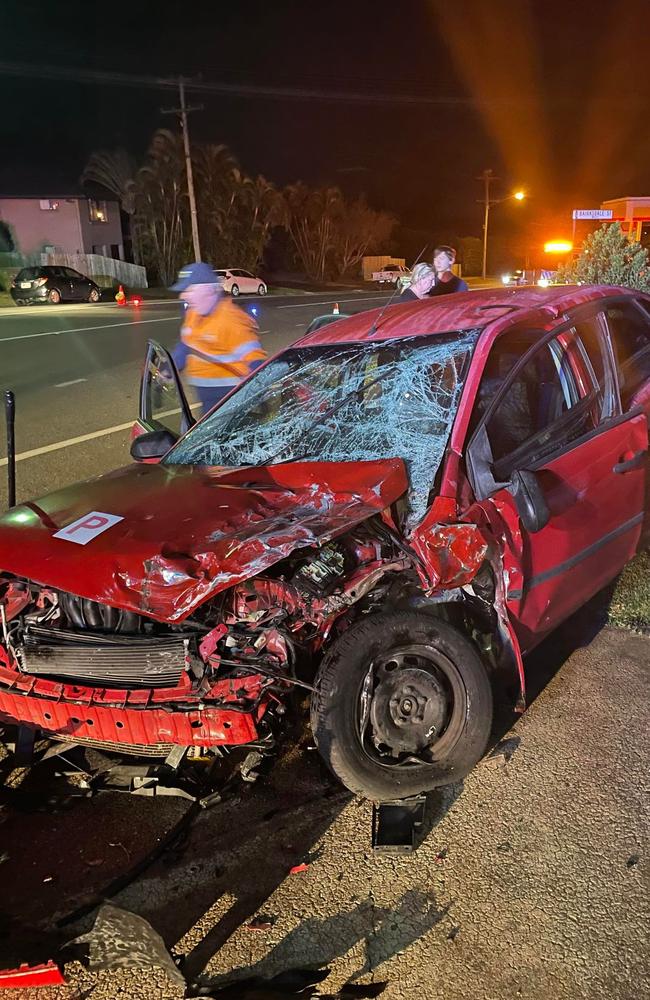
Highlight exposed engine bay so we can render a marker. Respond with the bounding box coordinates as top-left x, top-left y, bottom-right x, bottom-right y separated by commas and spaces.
0, 519, 423, 747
